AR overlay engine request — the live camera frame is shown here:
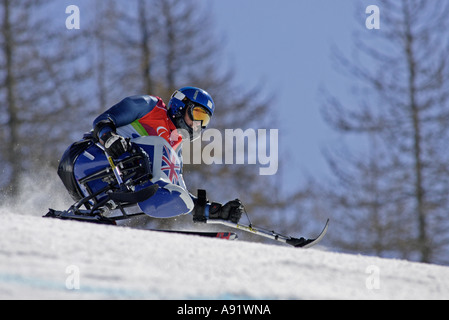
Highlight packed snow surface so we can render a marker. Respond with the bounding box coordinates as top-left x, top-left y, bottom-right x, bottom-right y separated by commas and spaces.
1, 213, 449, 300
